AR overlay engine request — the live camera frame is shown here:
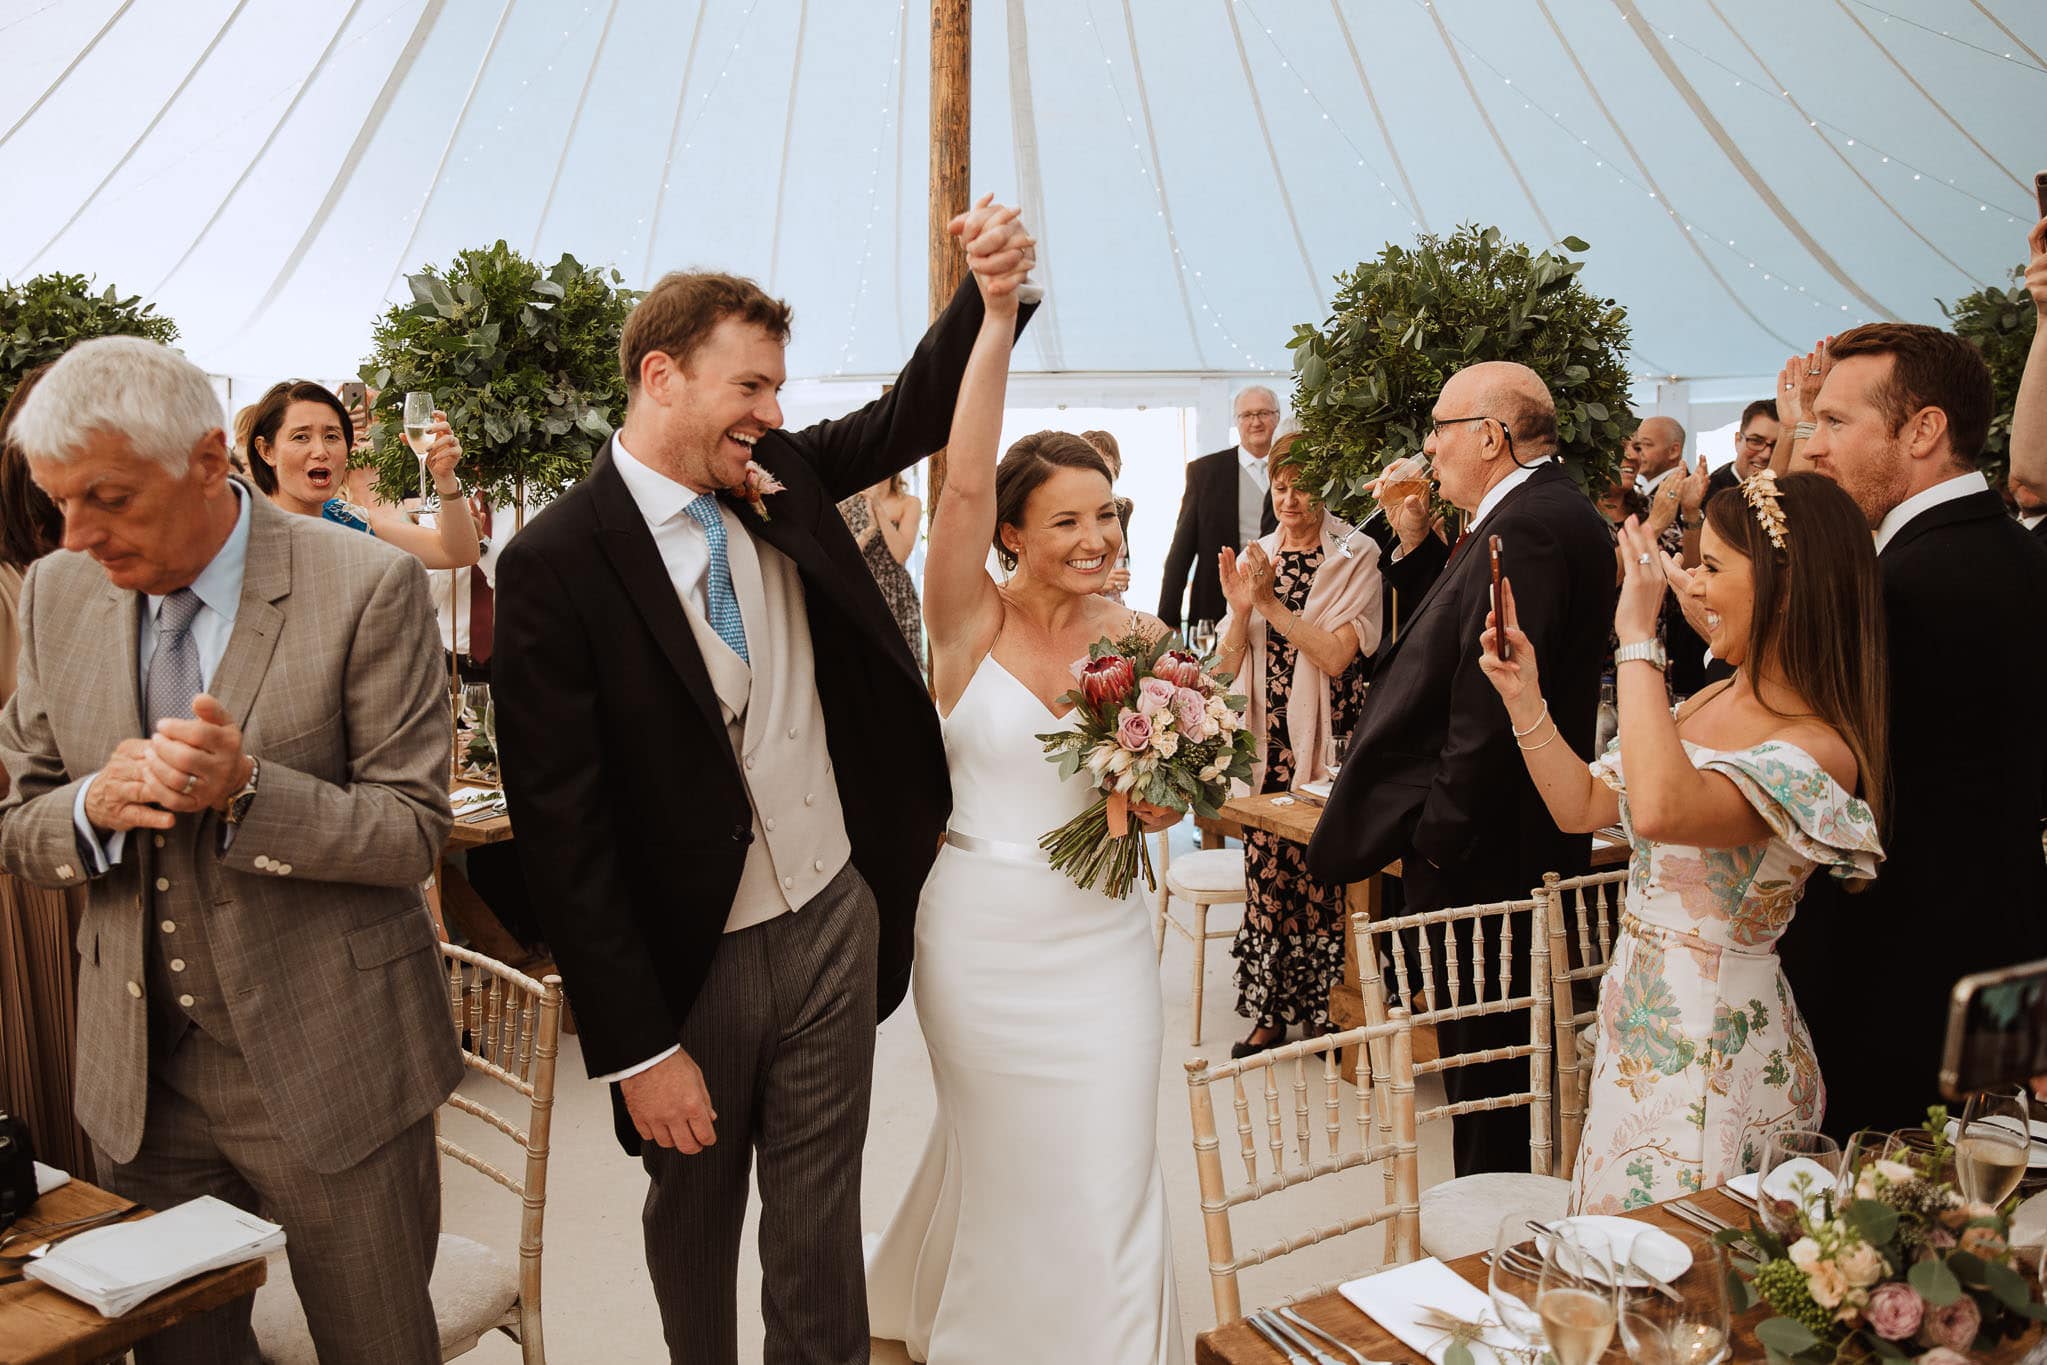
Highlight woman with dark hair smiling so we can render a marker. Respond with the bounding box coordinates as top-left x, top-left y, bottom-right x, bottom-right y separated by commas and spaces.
1480, 471, 1887, 1211
245, 379, 478, 568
